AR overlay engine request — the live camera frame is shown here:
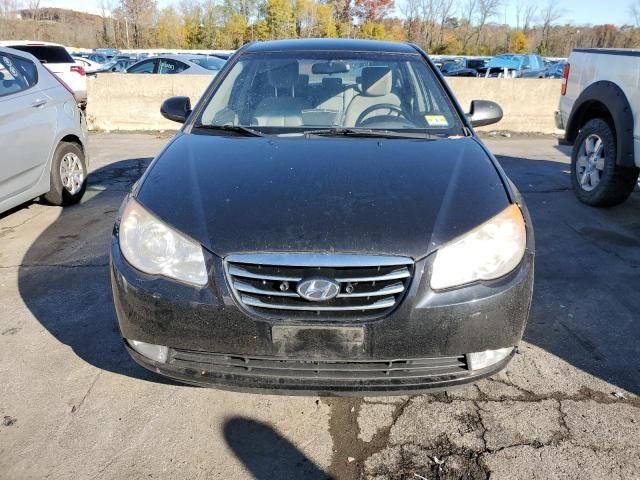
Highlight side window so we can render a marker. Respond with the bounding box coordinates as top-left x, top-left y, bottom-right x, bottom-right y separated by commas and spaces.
127, 59, 156, 73
0, 54, 35, 97
158, 59, 188, 74
13, 56, 38, 86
